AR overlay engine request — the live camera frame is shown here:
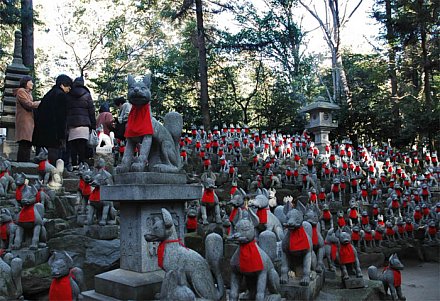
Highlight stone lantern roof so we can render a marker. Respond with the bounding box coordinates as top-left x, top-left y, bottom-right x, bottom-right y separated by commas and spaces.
299, 96, 340, 114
